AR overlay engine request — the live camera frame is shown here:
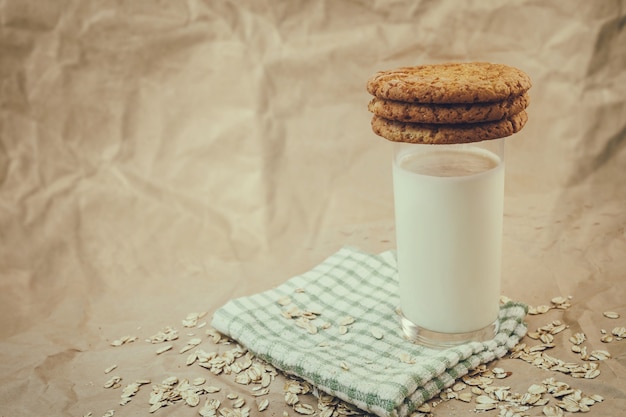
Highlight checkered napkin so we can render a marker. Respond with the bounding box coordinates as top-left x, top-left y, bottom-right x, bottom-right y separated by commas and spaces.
211, 247, 528, 417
